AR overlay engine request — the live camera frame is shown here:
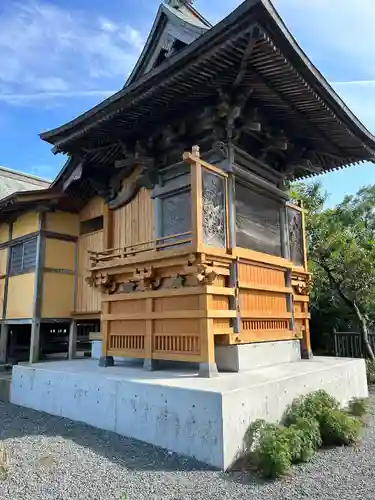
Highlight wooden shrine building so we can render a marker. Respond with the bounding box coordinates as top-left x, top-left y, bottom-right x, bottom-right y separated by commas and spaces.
1, 0, 375, 375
